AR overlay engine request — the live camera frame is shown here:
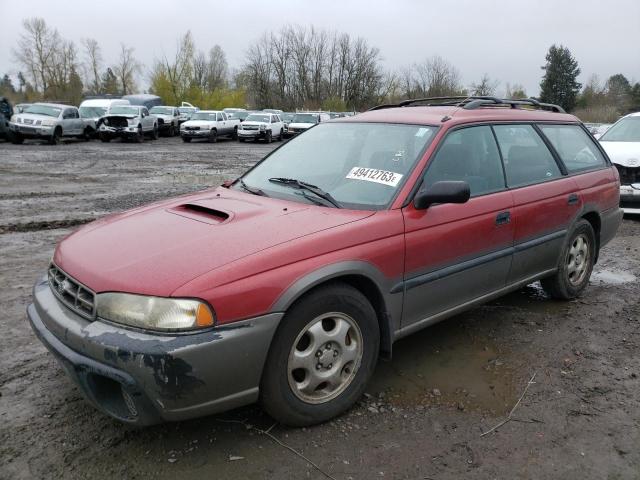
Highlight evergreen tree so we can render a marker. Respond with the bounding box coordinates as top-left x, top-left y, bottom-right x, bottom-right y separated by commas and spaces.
606, 74, 632, 112
0, 74, 16, 95
101, 67, 119, 95
539, 44, 581, 112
